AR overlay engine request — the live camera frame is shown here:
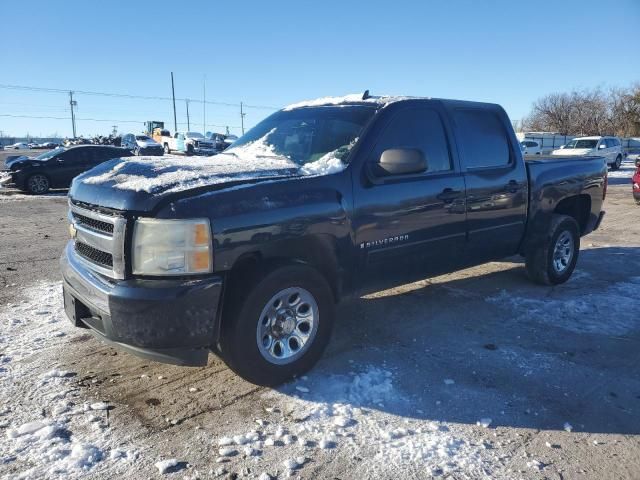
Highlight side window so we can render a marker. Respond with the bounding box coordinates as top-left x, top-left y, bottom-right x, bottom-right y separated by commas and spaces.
373, 108, 452, 173
454, 109, 511, 169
